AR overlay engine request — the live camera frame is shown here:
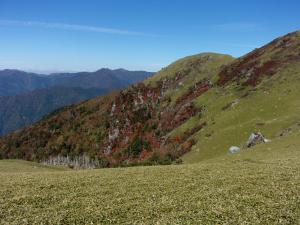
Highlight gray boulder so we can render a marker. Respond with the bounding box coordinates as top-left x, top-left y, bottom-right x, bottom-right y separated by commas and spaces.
229, 146, 241, 154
